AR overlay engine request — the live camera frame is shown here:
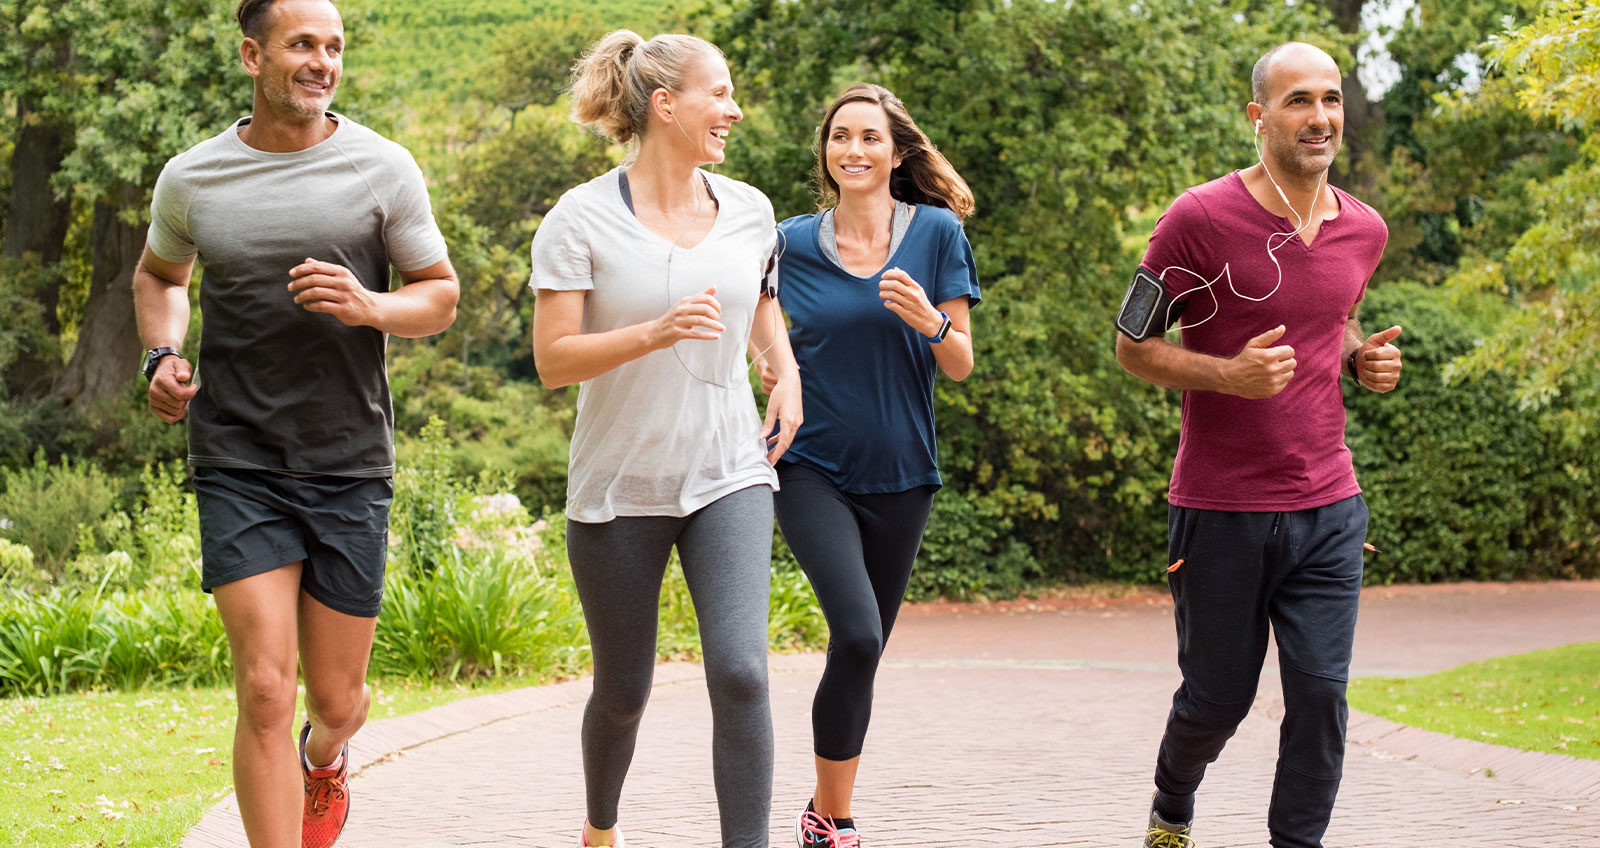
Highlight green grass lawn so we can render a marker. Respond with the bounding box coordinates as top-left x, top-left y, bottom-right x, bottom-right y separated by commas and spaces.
1349, 641, 1600, 760
0, 677, 534, 848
